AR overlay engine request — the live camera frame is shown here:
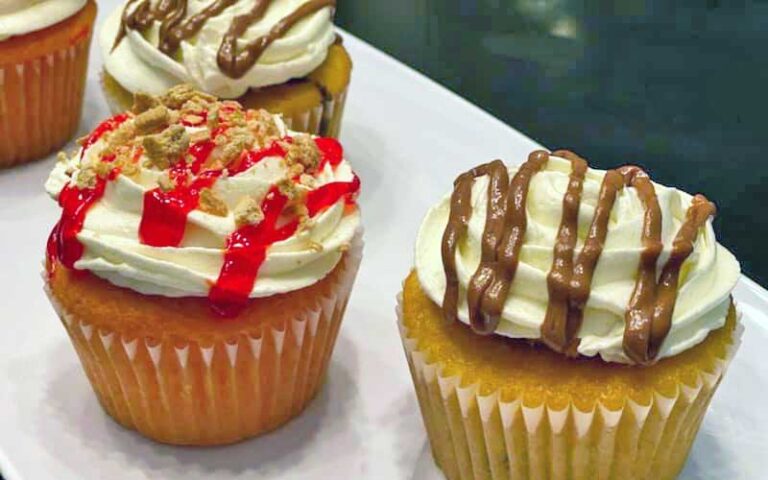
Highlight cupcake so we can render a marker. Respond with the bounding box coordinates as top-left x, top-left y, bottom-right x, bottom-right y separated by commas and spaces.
399, 150, 741, 479
99, 0, 351, 138
0, 0, 97, 167
44, 86, 362, 445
